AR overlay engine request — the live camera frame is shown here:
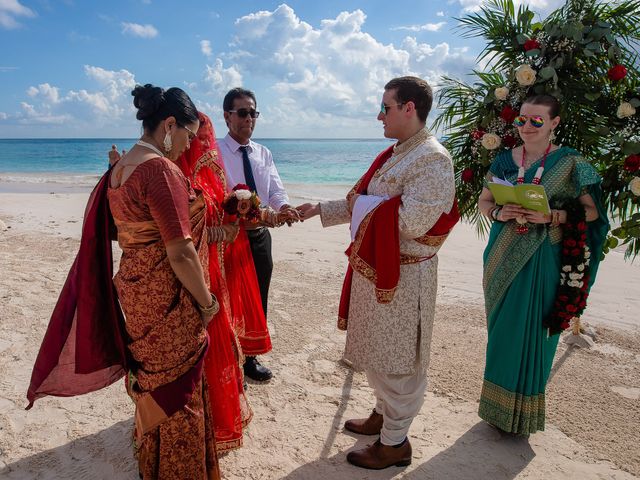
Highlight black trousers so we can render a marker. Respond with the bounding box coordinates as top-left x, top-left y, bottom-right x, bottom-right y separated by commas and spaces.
246, 227, 273, 317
